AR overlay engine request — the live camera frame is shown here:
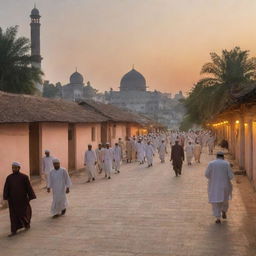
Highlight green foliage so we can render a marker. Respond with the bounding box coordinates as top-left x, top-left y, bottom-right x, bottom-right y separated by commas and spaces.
43, 82, 59, 98
0, 26, 43, 94
181, 47, 256, 130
